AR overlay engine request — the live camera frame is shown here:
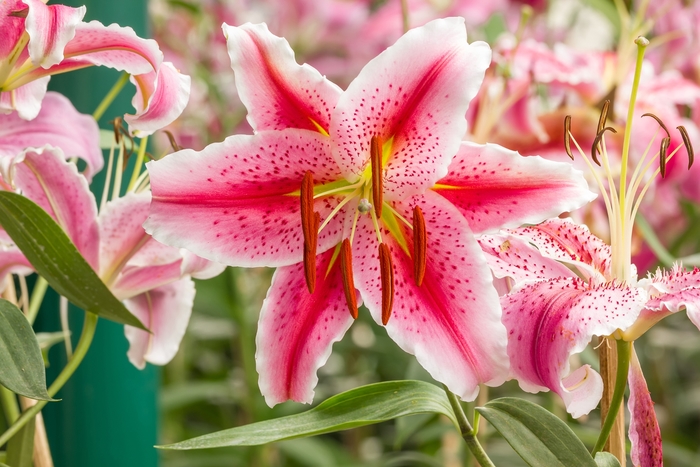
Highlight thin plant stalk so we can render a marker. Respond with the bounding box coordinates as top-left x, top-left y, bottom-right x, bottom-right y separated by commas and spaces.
443, 385, 496, 467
